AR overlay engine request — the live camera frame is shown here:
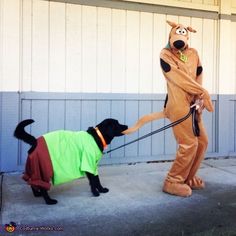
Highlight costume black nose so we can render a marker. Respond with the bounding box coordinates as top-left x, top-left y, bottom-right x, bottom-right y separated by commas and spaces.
173, 40, 185, 49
